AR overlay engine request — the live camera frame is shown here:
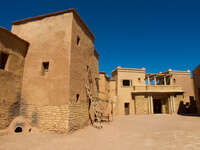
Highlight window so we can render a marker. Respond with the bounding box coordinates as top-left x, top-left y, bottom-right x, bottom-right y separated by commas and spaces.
77, 36, 80, 46
76, 94, 80, 103
41, 62, 49, 75
95, 78, 99, 92
0, 52, 9, 70
123, 80, 131, 86
173, 78, 176, 83
86, 65, 89, 71
138, 78, 141, 82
